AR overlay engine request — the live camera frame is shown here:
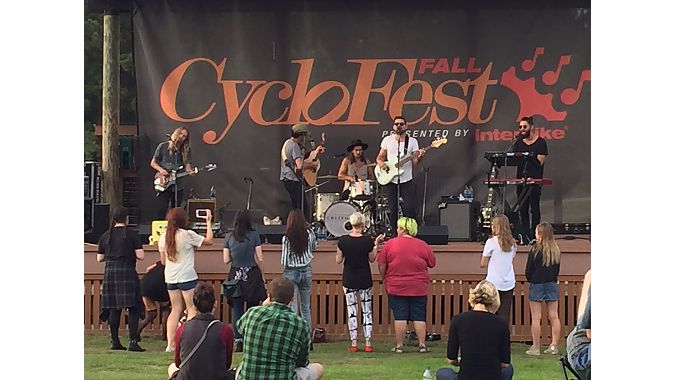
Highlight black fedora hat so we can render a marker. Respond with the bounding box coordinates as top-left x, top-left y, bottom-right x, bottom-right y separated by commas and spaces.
346, 139, 368, 152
